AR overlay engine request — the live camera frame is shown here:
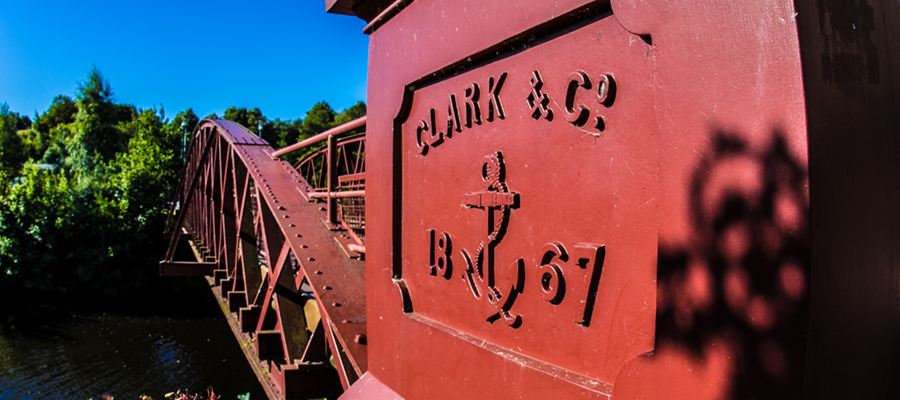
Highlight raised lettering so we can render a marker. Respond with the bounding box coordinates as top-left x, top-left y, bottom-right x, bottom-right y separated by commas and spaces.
526, 70, 553, 121
427, 108, 444, 148
565, 71, 592, 127
447, 94, 462, 135
573, 243, 606, 327
486, 72, 507, 122
594, 74, 616, 132
463, 83, 482, 128
415, 119, 429, 155
538, 242, 568, 305
427, 229, 453, 279
596, 73, 616, 107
